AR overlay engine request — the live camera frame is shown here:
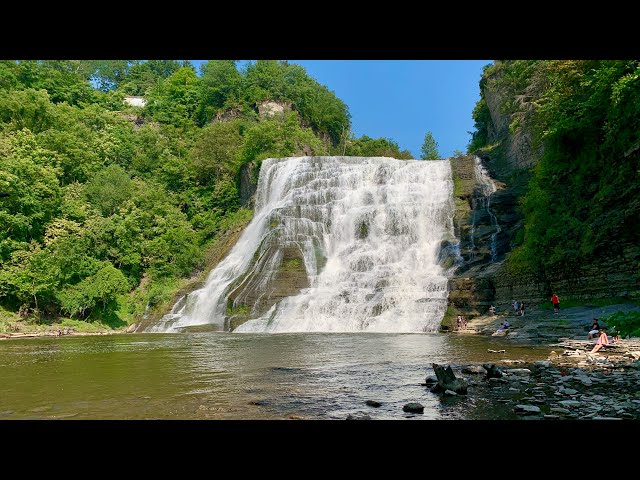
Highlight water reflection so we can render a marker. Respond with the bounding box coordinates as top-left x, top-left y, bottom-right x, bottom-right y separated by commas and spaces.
0, 333, 551, 420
